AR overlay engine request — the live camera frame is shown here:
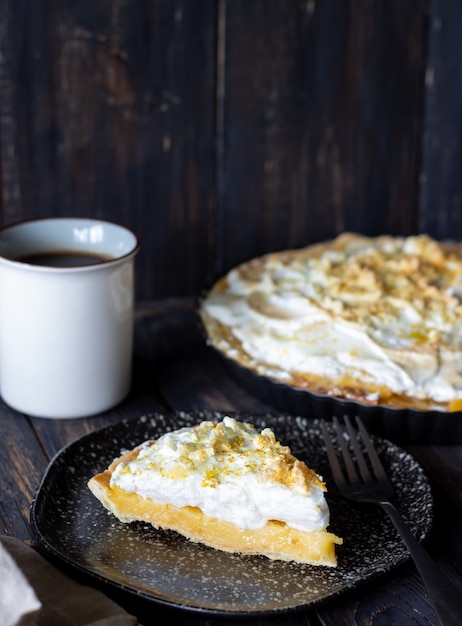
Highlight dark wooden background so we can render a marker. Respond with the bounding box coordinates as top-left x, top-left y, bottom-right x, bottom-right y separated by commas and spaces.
0, 0, 460, 300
